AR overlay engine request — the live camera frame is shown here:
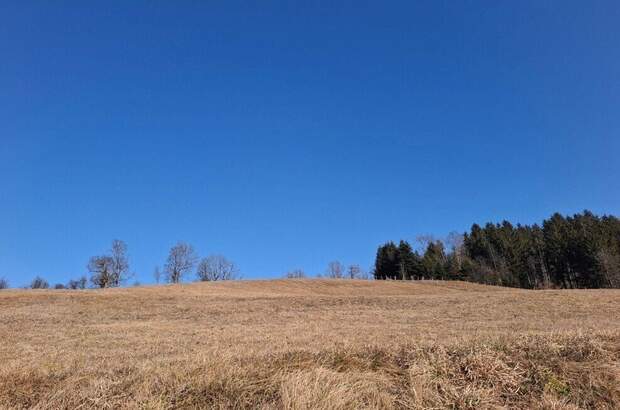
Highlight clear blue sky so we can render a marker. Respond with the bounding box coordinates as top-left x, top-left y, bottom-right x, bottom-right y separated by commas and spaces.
1, 1, 619, 286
